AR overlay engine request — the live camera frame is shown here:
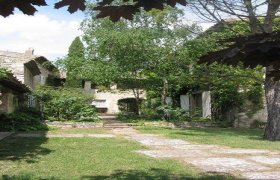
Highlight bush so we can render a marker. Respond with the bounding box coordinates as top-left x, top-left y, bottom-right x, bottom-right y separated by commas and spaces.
0, 108, 48, 131
251, 120, 267, 129
34, 86, 98, 121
